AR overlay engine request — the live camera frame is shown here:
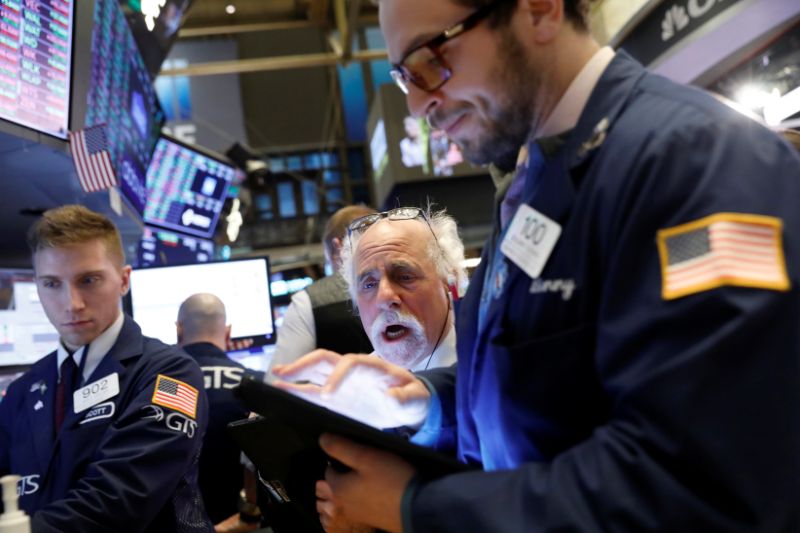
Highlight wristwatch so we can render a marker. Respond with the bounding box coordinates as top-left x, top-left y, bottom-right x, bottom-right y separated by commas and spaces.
238, 489, 262, 524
